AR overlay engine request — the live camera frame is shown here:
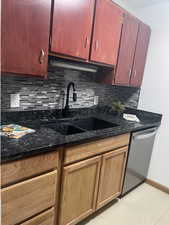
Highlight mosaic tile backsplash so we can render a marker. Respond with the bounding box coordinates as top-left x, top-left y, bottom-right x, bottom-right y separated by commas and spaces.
1, 68, 140, 111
